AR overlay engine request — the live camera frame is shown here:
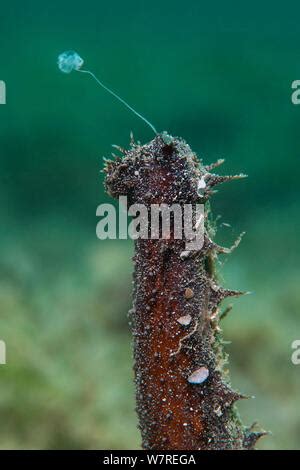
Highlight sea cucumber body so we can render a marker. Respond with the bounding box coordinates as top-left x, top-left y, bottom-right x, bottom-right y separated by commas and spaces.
105, 134, 256, 450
